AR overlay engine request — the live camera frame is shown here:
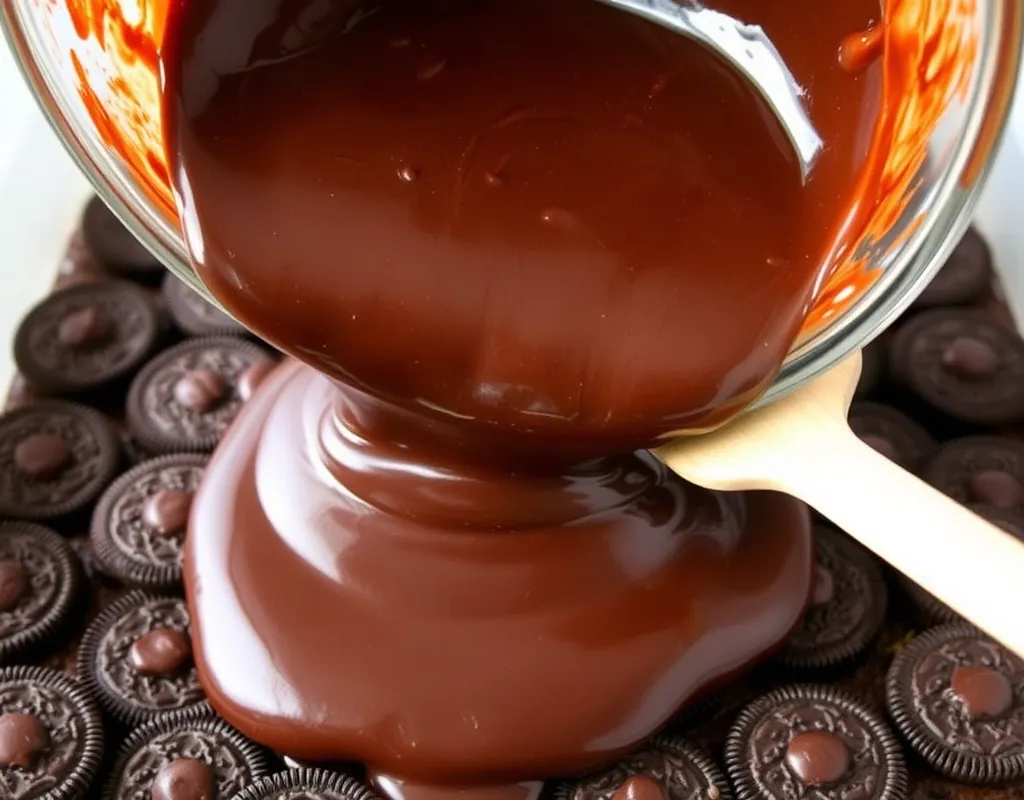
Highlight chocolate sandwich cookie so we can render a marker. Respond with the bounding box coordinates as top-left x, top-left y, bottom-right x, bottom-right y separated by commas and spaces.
552, 734, 730, 800
0, 401, 122, 521
725, 684, 906, 800
0, 665, 104, 800
923, 436, 1024, 511
13, 280, 161, 397
77, 592, 205, 725
81, 196, 163, 281
886, 623, 1024, 783
776, 527, 887, 673
854, 340, 887, 400
233, 769, 380, 800
848, 402, 936, 473
890, 309, 1024, 425
162, 274, 246, 337
0, 522, 82, 664
914, 228, 992, 309
101, 707, 271, 800
91, 454, 208, 590
126, 337, 273, 454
